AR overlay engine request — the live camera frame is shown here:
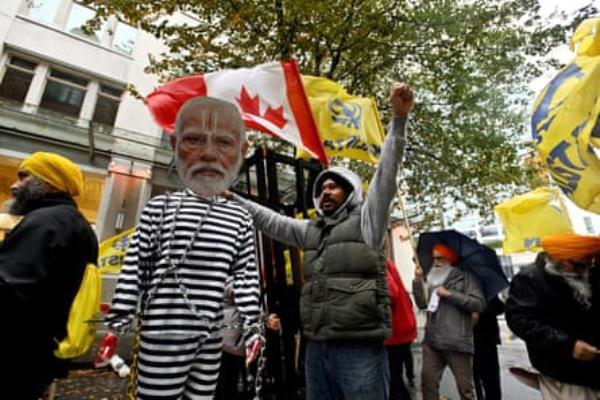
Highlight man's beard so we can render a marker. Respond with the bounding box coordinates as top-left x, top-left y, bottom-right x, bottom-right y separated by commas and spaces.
10, 177, 47, 215
176, 157, 242, 197
545, 260, 593, 310
427, 264, 451, 288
